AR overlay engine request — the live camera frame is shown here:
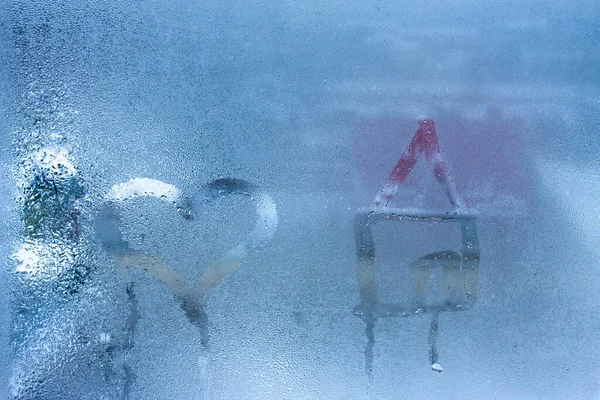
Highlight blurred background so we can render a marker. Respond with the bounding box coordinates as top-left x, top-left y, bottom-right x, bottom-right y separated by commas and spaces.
1, 0, 599, 398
